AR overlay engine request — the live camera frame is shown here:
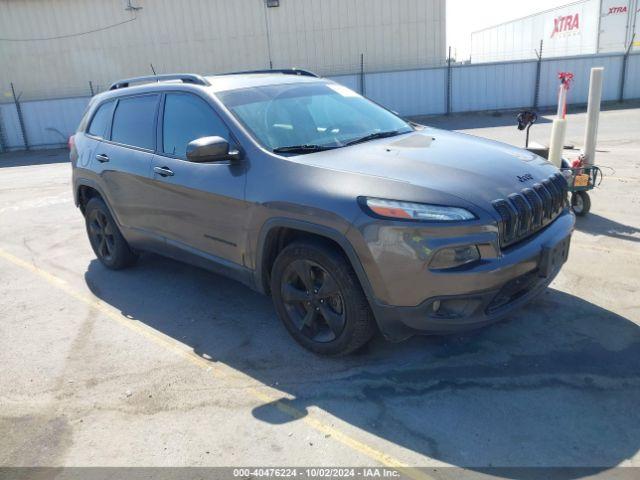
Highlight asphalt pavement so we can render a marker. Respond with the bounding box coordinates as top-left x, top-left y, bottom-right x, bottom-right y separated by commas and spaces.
1, 106, 639, 478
